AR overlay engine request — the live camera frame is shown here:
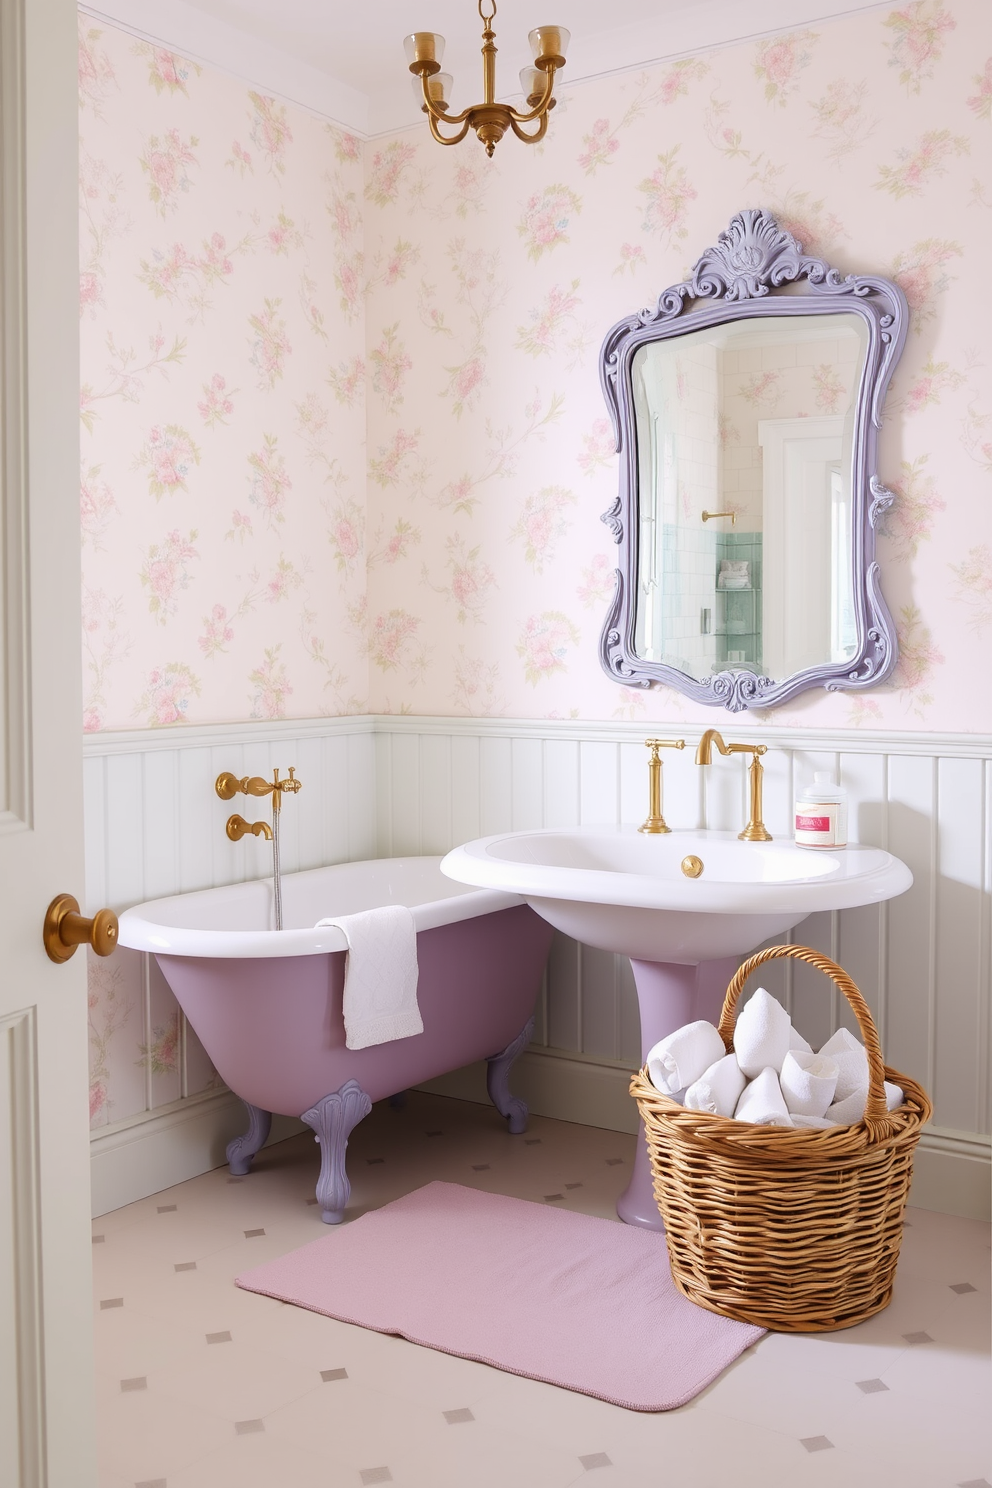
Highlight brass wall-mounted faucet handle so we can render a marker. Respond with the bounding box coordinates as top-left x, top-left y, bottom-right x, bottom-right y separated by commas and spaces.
694, 729, 771, 841
225, 814, 273, 842
639, 738, 686, 835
